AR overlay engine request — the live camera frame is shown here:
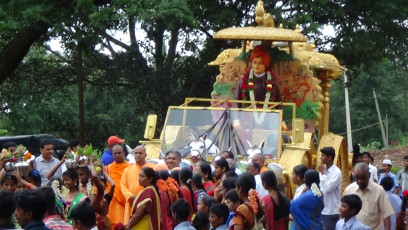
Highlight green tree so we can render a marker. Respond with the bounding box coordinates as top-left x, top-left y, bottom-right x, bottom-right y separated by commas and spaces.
330, 60, 408, 148
1, 0, 407, 149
